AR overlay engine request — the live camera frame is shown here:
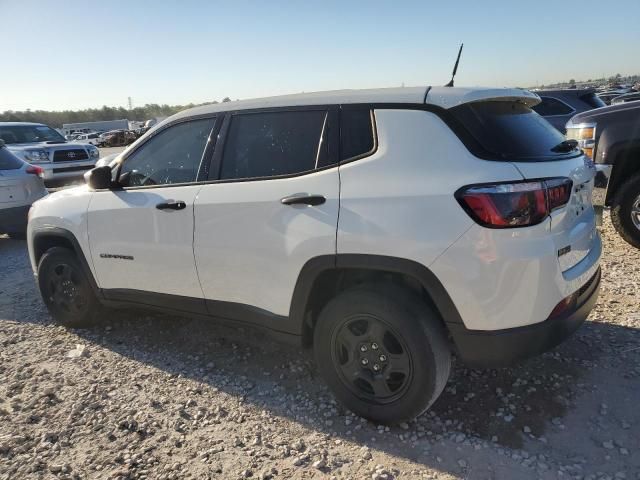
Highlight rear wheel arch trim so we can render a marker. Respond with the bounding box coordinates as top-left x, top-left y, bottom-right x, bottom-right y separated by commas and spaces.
289, 254, 465, 336
32, 228, 100, 296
